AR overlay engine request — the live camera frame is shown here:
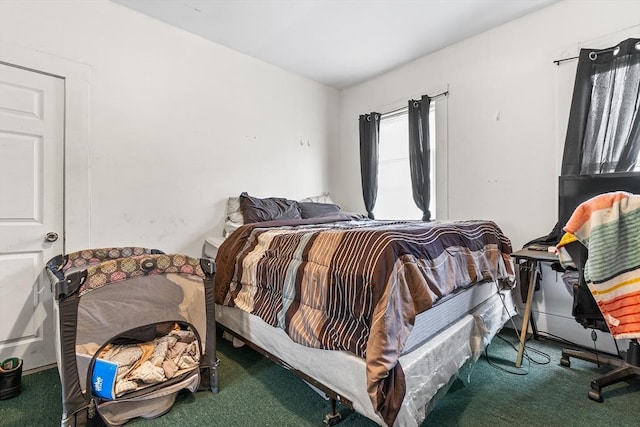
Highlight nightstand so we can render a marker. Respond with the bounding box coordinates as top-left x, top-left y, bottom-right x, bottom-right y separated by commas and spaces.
202, 236, 226, 260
